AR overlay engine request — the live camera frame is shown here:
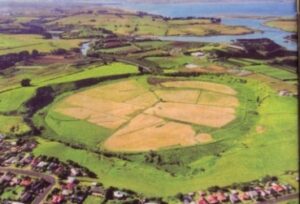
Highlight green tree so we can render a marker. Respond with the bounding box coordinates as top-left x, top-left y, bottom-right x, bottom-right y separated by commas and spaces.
21, 78, 31, 87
